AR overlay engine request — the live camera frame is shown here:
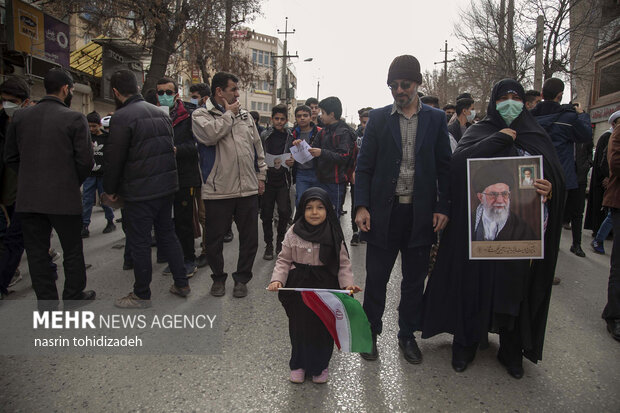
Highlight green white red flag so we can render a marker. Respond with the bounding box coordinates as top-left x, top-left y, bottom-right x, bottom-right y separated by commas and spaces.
298, 290, 373, 353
